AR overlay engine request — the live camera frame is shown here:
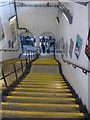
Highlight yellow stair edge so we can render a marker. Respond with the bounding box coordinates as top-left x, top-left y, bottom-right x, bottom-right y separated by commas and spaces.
19, 82, 66, 85
6, 96, 75, 101
26, 73, 62, 76
15, 87, 70, 91
22, 78, 64, 80
11, 91, 72, 96
17, 85, 68, 89
0, 110, 84, 117
2, 102, 79, 108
